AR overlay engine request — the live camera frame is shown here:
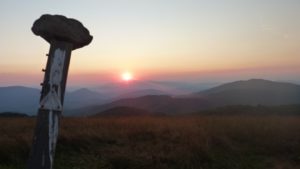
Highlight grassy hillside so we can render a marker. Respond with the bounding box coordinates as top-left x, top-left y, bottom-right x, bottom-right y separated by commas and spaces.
0, 116, 300, 169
